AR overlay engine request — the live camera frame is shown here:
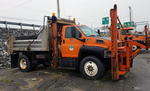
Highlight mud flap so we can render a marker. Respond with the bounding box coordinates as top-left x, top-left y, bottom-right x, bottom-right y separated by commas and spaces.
11, 54, 19, 68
